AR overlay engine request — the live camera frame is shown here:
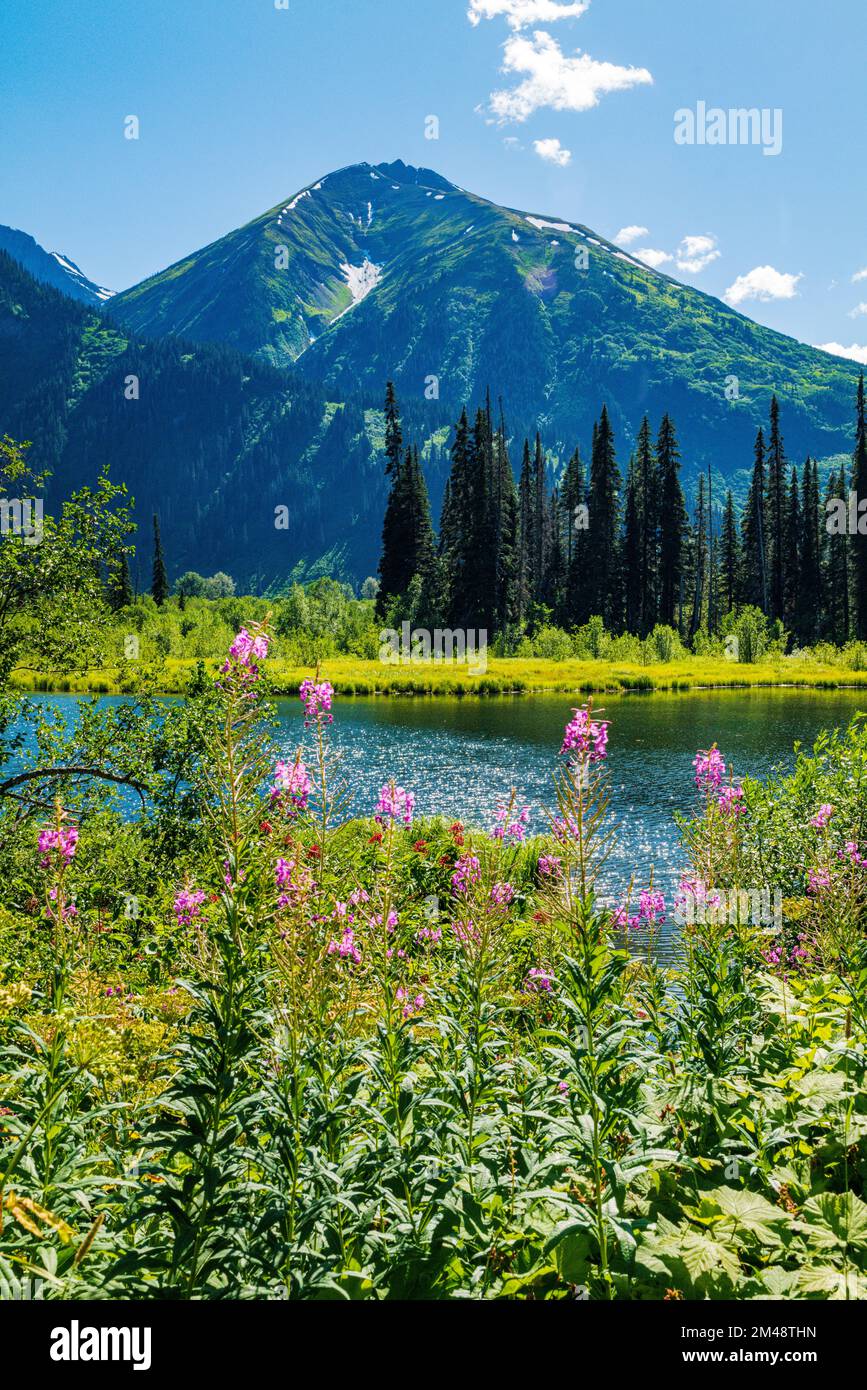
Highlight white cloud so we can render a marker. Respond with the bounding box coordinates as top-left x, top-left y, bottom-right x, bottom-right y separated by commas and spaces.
468, 0, 591, 28
816, 341, 867, 366
676, 233, 720, 274
488, 30, 653, 123
723, 265, 802, 307
635, 247, 673, 270
614, 225, 648, 247
533, 136, 572, 165
852, 268, 867, 283
848, 301, 867, 318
